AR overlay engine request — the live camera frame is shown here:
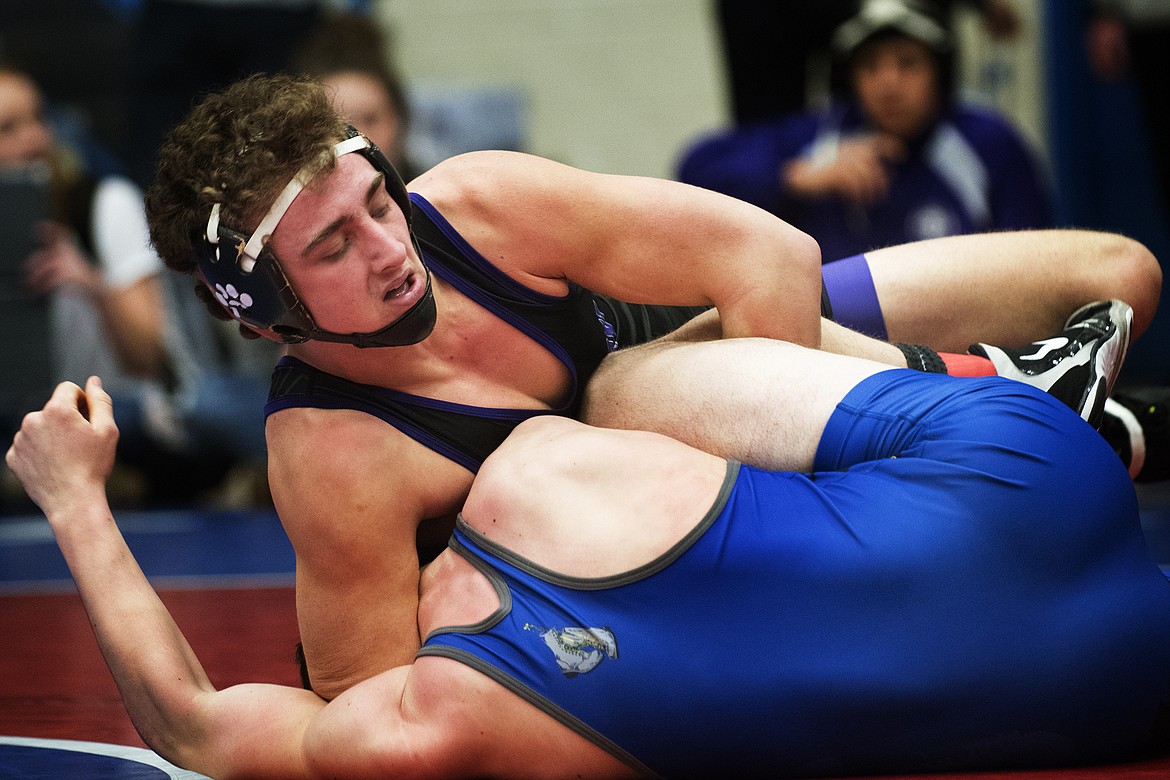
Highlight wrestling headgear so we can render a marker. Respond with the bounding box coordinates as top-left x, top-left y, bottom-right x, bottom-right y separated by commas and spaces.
196, 126, 436, 348
828, 0, 955, 102
831, 0, 952, 57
